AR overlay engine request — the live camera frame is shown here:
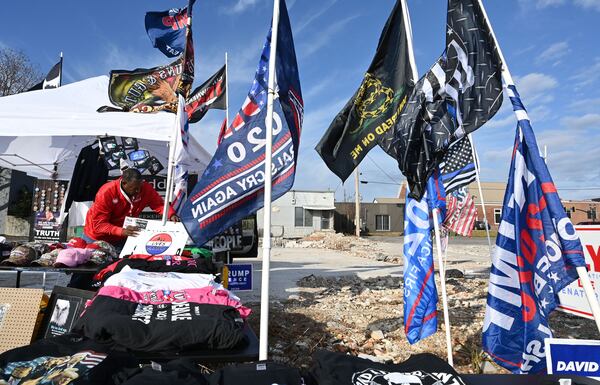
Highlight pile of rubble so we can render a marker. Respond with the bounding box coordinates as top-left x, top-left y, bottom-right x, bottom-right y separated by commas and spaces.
246, 273, 597, 374
285, 232, 399, 263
